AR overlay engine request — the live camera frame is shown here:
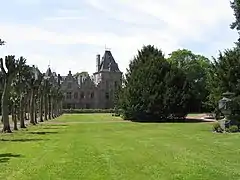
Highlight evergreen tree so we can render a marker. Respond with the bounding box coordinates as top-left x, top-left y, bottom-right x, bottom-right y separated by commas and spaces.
119, 45, 191, 121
